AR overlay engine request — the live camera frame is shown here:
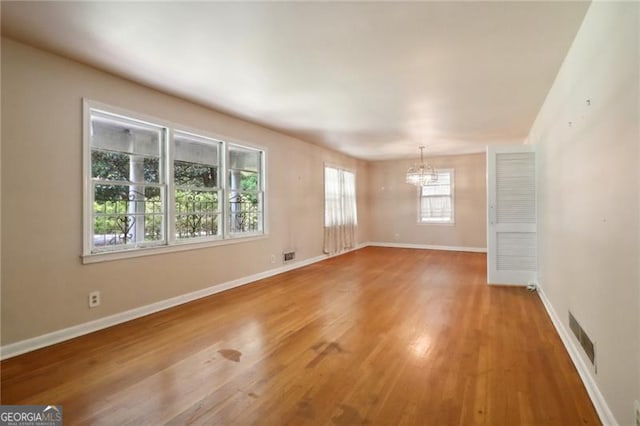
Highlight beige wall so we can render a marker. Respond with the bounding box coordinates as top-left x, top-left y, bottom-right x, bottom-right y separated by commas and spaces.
368, 153, 486, 249
637, 0, 640, 411
0, 38, 371, 345
527, 2, 639, 424
0, 39, 3, 348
